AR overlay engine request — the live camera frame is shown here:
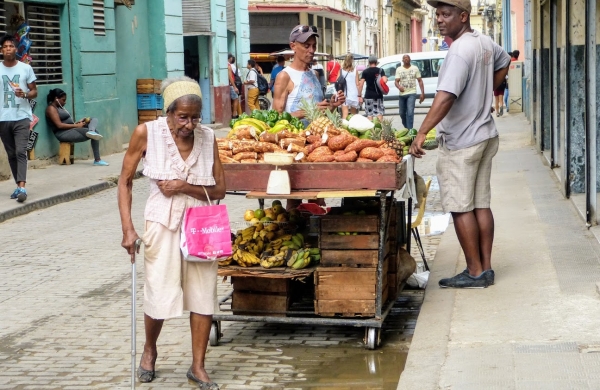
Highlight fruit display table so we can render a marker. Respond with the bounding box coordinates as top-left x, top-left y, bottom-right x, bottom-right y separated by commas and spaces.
212, 161, 411, 349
